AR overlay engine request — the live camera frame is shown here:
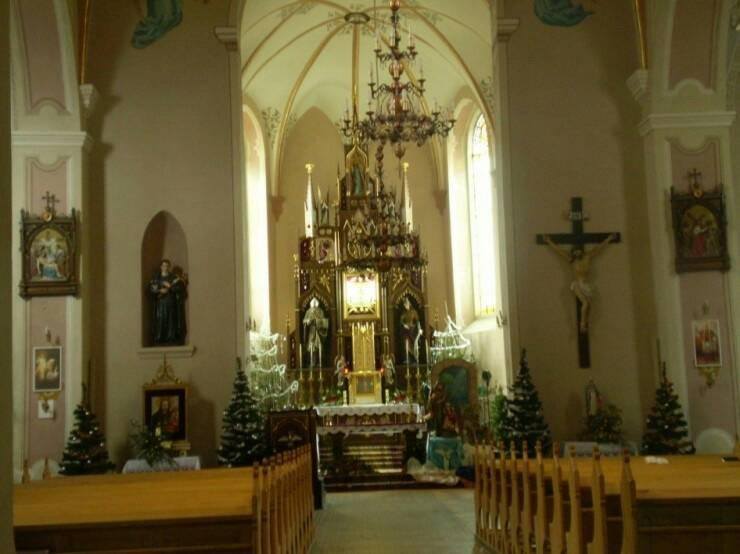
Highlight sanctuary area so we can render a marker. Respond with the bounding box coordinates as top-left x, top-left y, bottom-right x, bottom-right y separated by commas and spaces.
2, 1, 740, 553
